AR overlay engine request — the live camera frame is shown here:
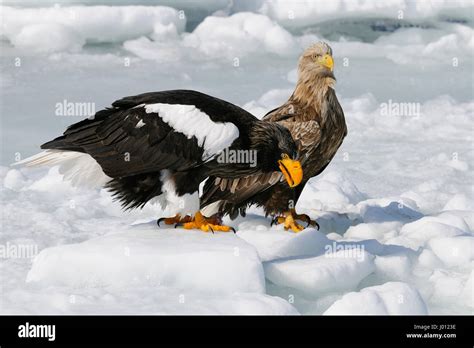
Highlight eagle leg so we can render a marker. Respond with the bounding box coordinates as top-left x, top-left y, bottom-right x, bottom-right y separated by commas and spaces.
176, 212, 236, 233
271, 209, 319, 232
157, 214, 193, 227
283, 214, 305, 233
292, 212, 320, 230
